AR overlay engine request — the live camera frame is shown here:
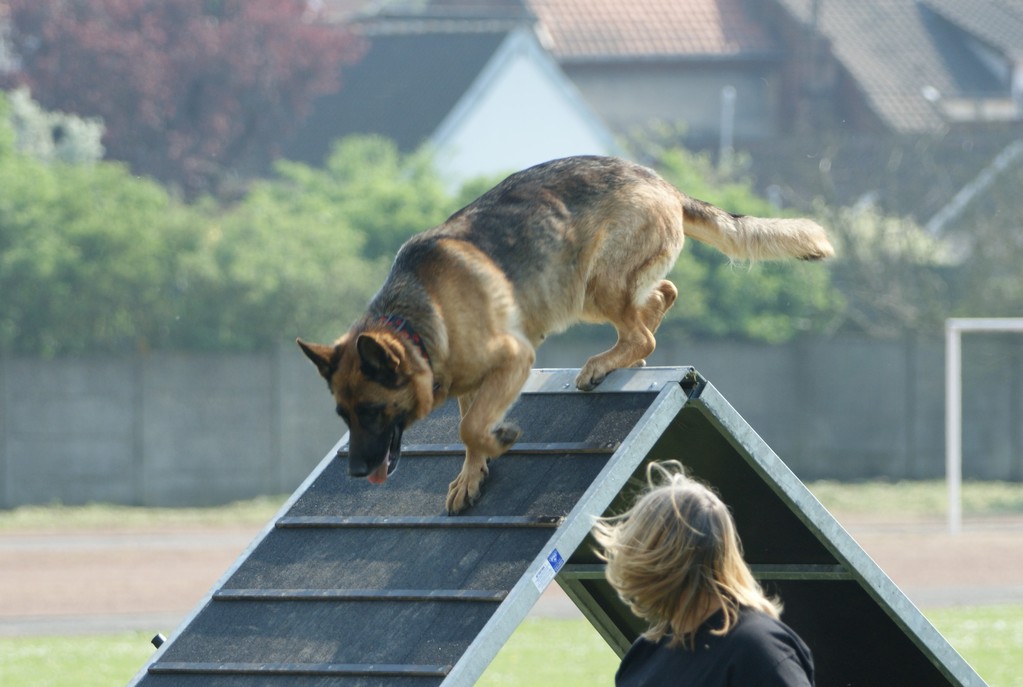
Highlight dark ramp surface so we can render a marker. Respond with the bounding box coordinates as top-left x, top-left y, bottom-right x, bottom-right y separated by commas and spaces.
130, 368, 985, 687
